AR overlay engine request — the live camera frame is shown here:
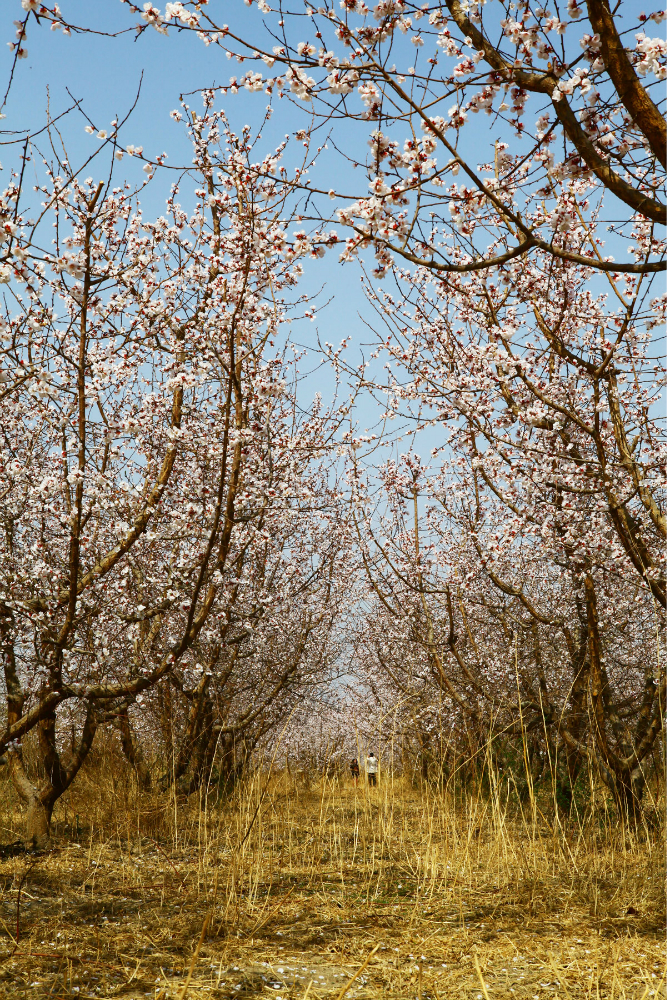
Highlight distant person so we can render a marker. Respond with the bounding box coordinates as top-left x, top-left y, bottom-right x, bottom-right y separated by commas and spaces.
350, 758, 360, 784
366, 752, 378, 786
